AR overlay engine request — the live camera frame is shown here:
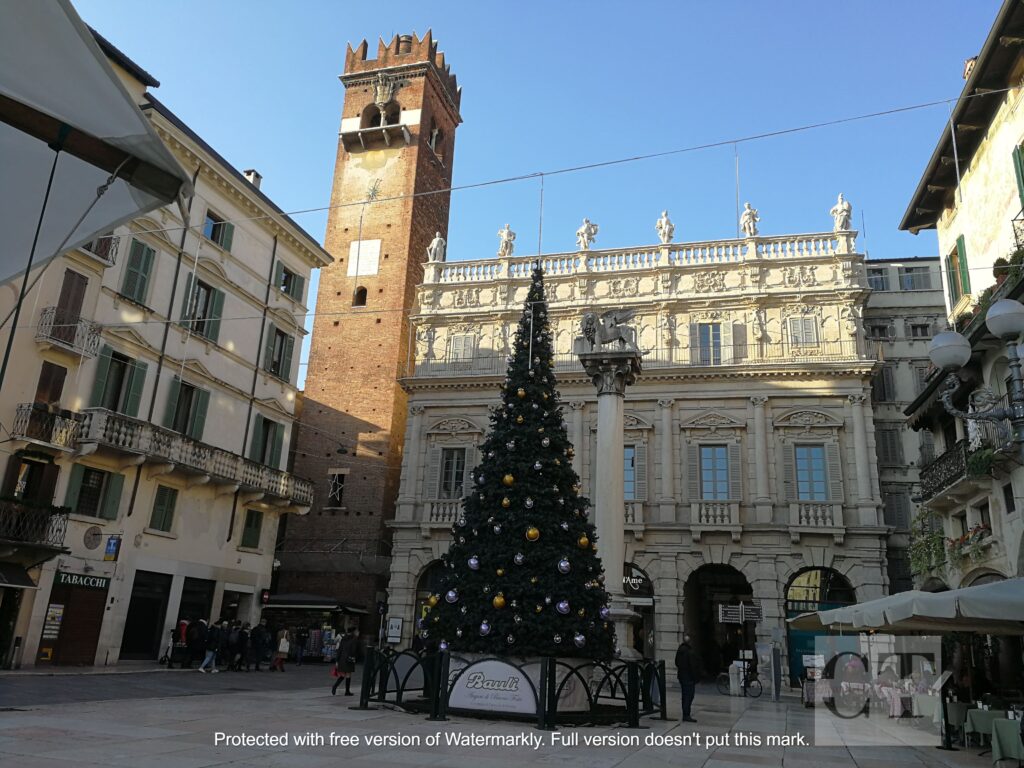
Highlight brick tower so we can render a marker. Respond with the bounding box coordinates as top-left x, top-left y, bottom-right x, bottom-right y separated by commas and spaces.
280, 32, 461, 626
